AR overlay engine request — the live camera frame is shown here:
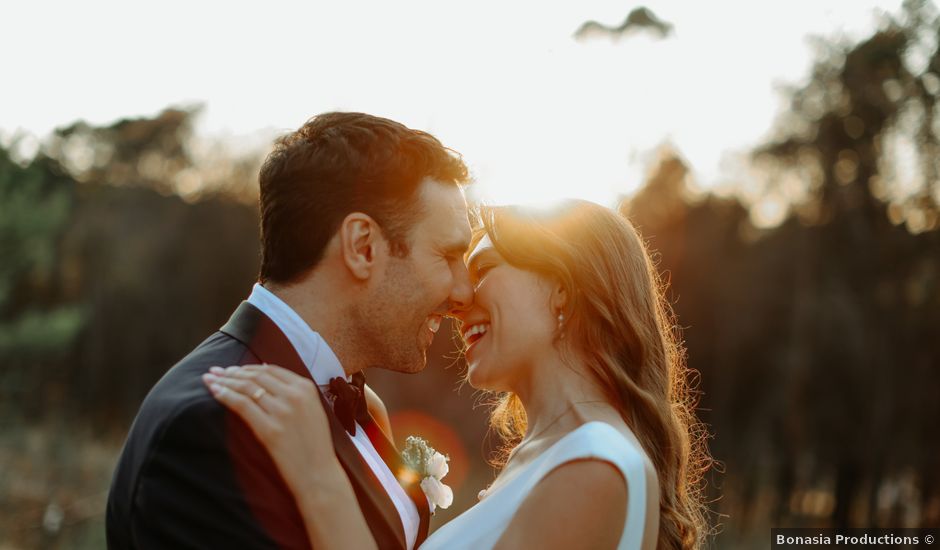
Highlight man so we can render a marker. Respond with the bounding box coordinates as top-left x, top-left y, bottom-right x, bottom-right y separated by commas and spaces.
106, 112, 474, 549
